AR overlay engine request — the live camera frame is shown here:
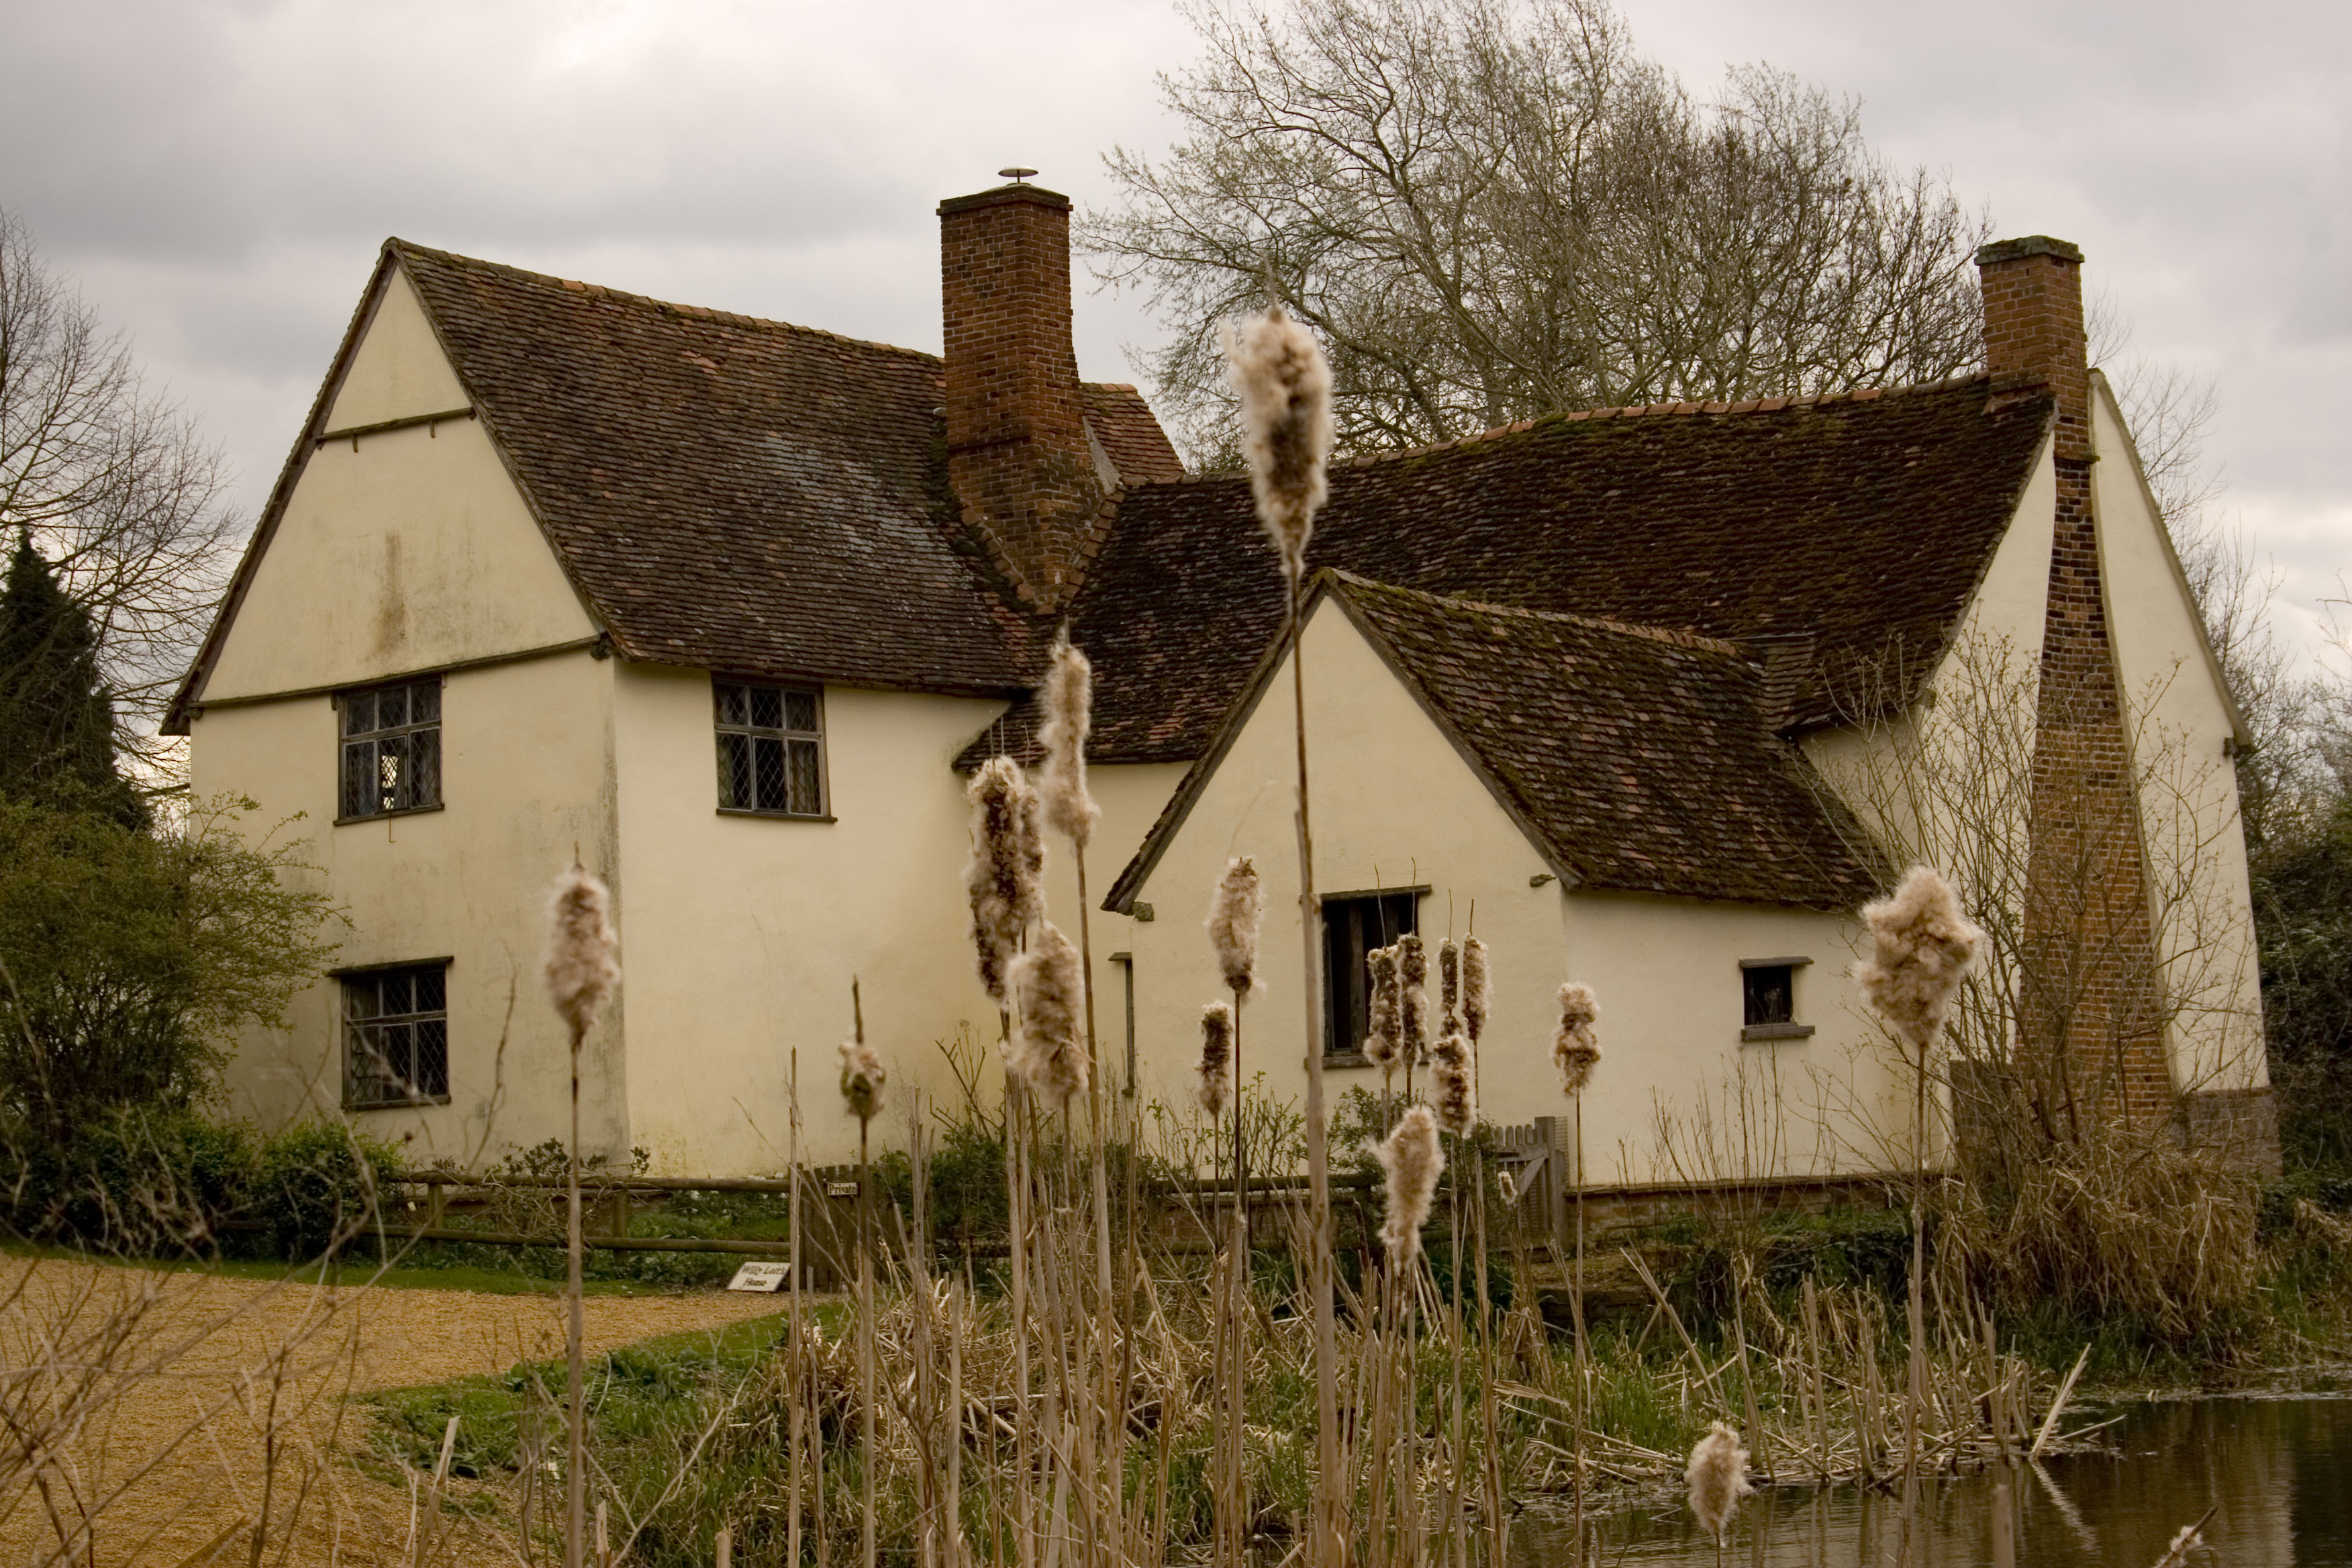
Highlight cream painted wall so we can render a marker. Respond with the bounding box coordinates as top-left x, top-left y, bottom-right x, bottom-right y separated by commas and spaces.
326, 268, 469, 430
2090, 377, 2267, 1091
202, 292, 593, 703
610, 665, 1030, 1170
1117, 599, 1908, 1187
193, 650, 630, 1166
